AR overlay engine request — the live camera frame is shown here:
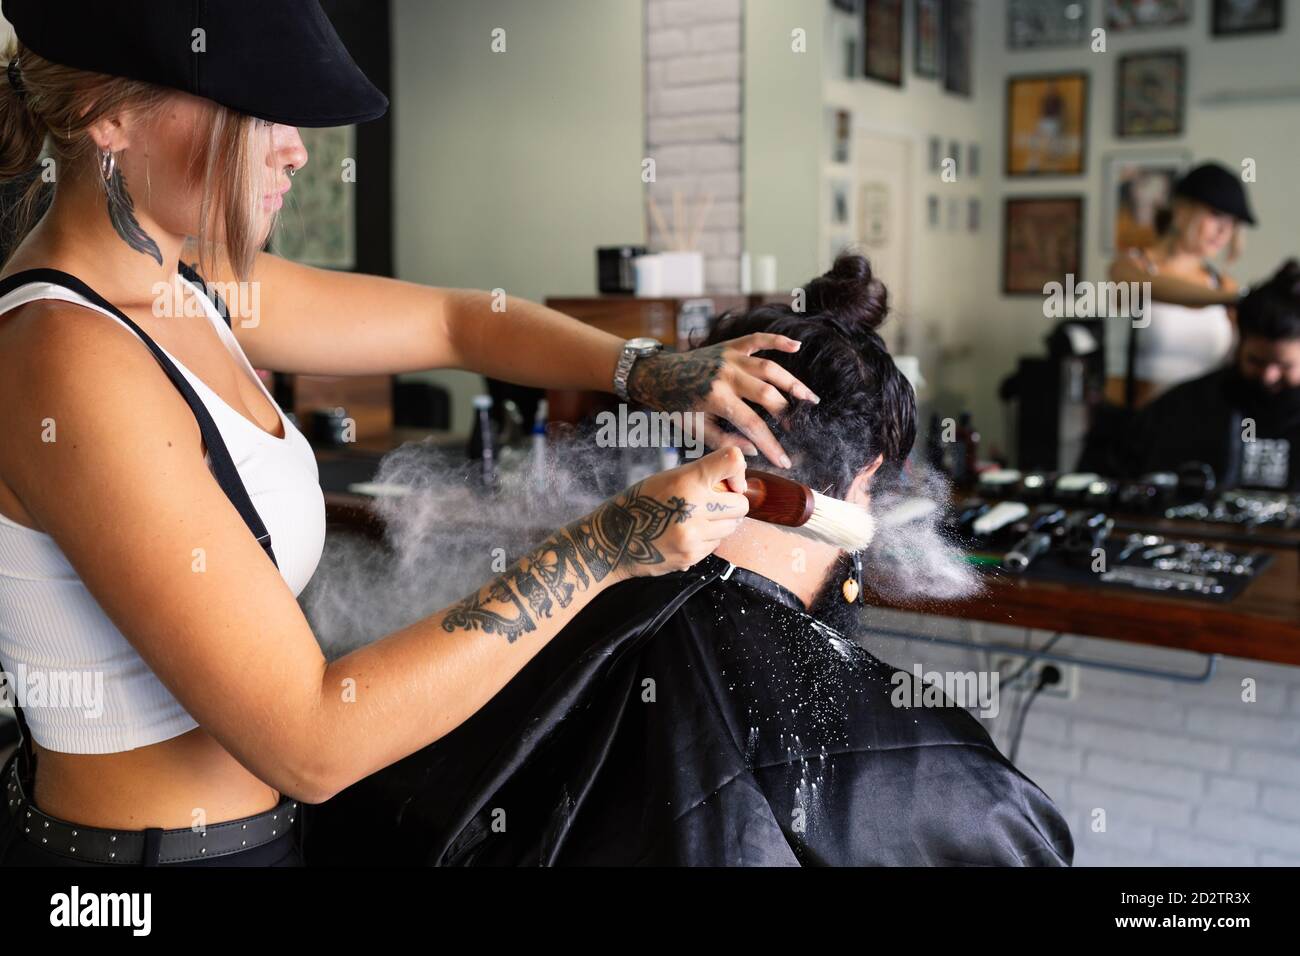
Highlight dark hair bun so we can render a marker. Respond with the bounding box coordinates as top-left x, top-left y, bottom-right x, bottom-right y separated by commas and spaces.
1269, 258, 1300, 298
805, 251, 889, 333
